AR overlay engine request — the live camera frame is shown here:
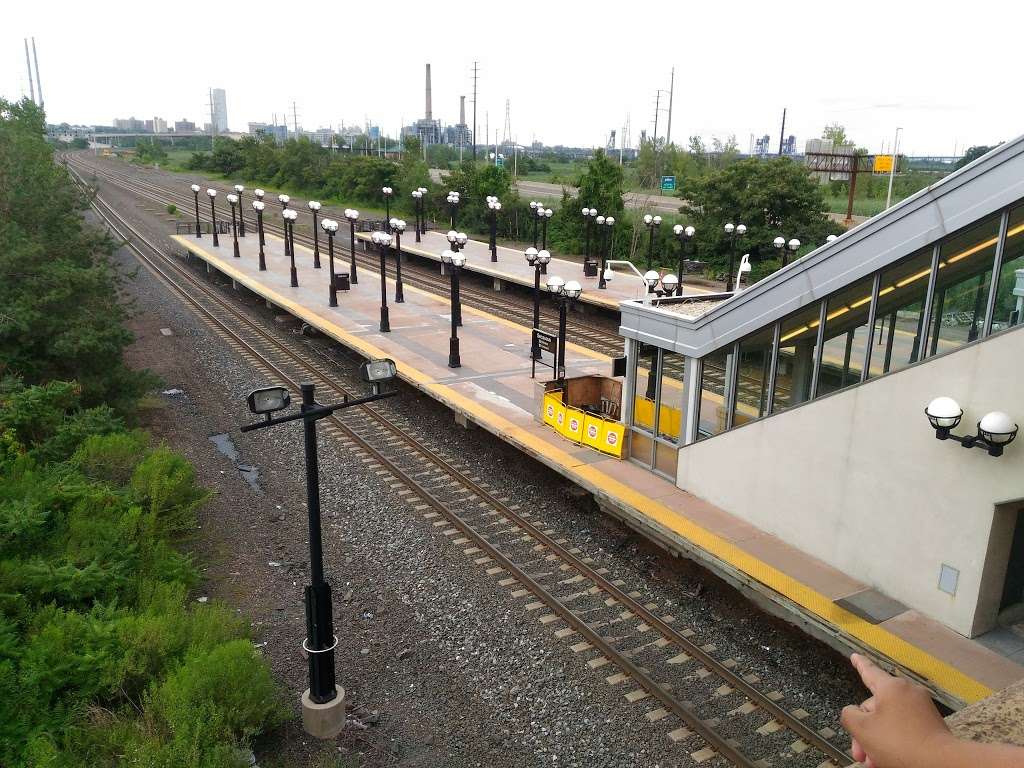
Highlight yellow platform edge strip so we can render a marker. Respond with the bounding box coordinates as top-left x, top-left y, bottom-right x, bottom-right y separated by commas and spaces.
173, 235, 992, 704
